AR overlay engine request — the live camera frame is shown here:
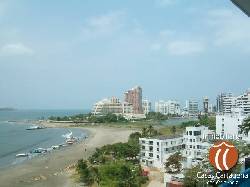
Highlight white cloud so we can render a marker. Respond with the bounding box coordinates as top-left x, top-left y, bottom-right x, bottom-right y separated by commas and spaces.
81, 11, 125, 40
0, 43, 34, 56
166, 40, 205, 56
207, 9, 250, 46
